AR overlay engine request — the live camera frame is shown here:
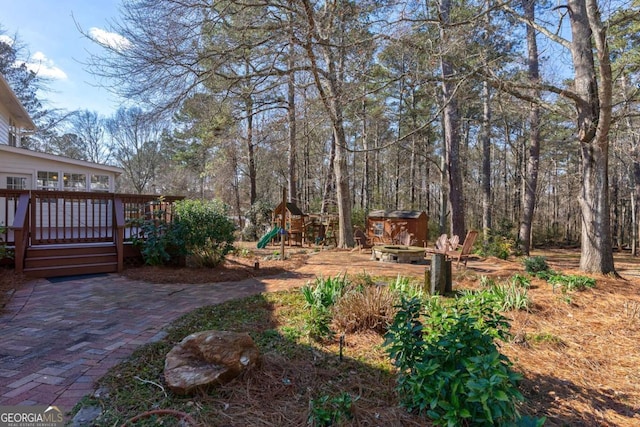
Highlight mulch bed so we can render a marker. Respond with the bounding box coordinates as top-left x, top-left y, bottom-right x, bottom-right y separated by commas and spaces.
122, 252, 308, 284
